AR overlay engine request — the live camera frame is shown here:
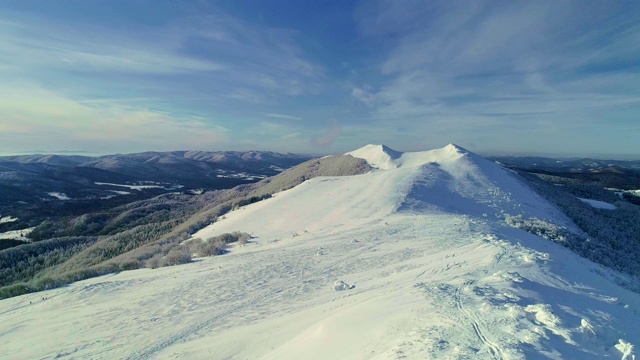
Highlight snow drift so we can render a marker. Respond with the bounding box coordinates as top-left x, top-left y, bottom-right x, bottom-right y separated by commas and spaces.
0, 144, 638, 360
